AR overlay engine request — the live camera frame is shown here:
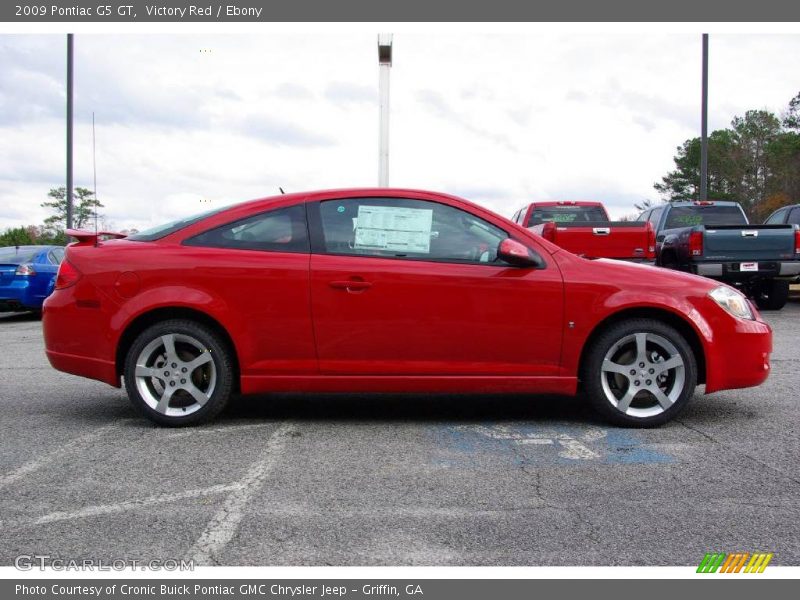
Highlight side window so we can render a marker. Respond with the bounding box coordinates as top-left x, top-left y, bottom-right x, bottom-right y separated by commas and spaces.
511, 209, 521, 224
765, 208, 787, 225
48, 248, 64, 264
637, 210, 651, 222
184, 205, 308, 253
648, 208, 663, 227
317, 198, 509, 264
787, 208, 800, 226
